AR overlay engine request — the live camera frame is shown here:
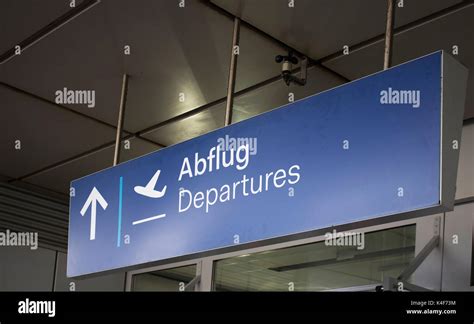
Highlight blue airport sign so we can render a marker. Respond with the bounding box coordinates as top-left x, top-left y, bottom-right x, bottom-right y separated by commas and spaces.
68, 52, 466, 277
